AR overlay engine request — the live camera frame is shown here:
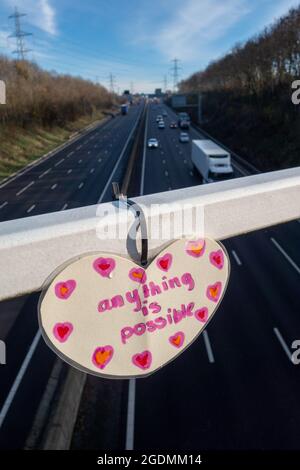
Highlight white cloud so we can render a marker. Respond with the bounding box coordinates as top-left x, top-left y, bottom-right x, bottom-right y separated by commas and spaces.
264, 0, 300, 24
4, 0, 57, 35
135, 0, 252, 62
